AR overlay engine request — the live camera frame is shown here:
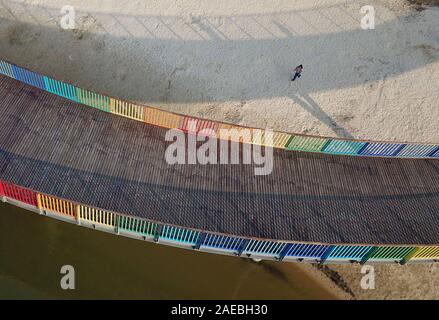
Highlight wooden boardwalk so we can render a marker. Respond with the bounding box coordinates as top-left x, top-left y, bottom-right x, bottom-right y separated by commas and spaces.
1, 74, 439, 245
